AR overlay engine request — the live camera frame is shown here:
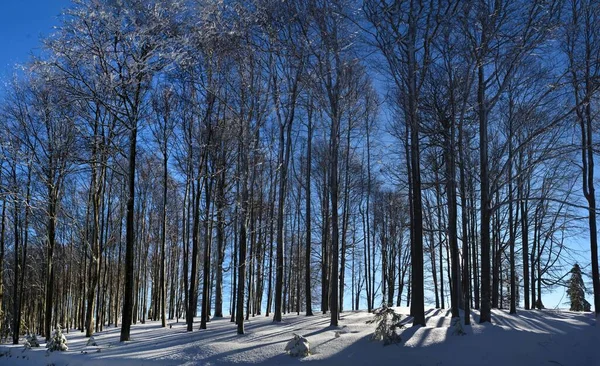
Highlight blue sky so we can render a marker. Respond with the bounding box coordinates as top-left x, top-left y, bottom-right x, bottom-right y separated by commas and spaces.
0, 0, 71, 80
